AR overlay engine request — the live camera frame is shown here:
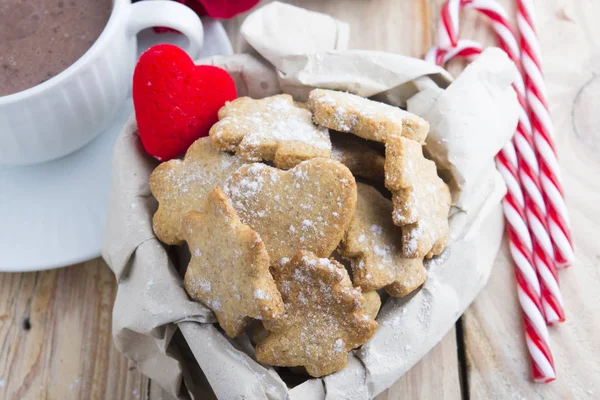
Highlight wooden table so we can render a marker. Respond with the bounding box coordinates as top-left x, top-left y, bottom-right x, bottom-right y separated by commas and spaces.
1, 0, 598, 398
